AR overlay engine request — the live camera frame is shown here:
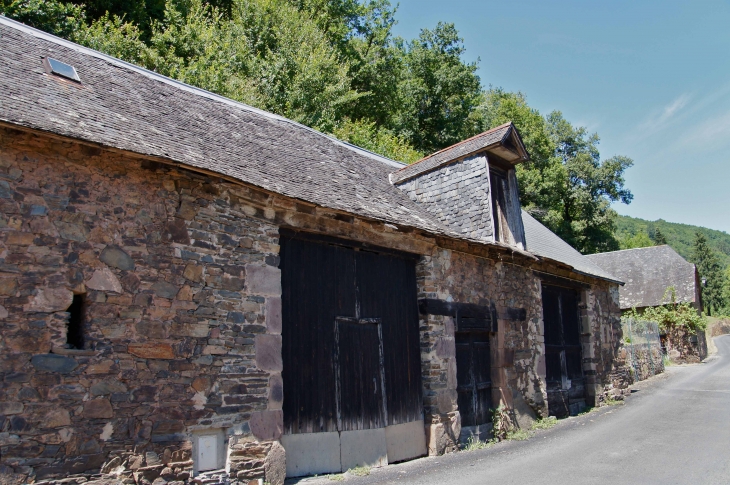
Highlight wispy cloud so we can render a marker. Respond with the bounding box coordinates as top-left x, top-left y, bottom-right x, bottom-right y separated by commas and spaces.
669, 110, 730, 150
637, 93, 691, 133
